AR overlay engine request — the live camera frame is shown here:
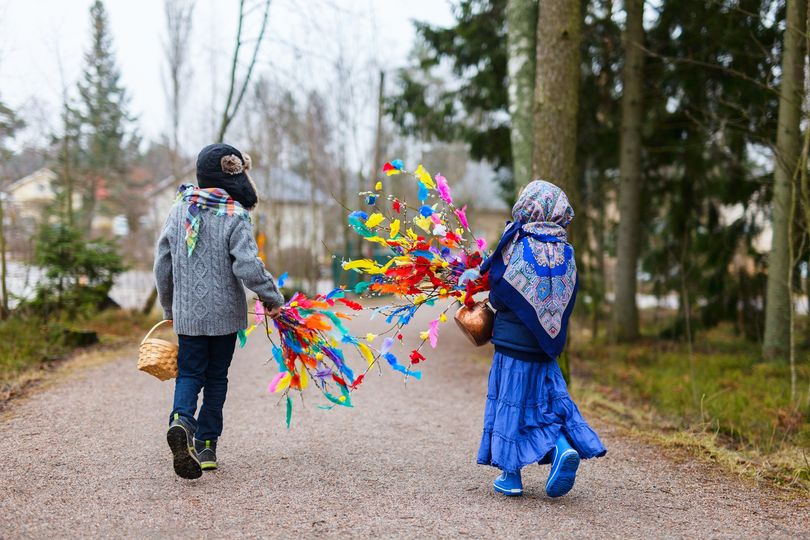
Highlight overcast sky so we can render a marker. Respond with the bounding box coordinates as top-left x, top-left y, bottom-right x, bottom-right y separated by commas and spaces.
0, 0, 454, 156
